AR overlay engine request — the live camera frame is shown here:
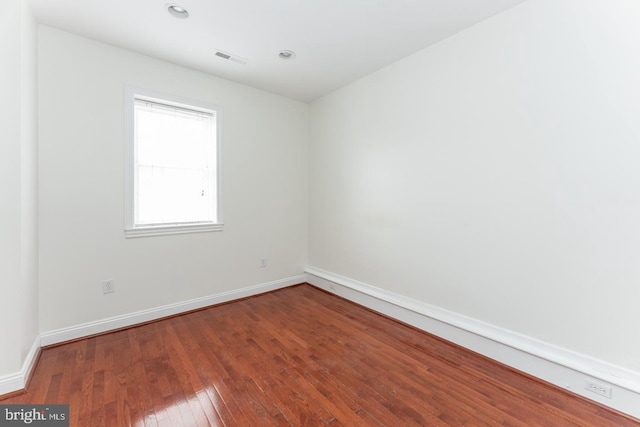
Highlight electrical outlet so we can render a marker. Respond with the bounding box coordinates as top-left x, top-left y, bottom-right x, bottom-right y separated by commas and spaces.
260, 258, 267, 268
103, 279, 115, 294
585, 380, 612, 399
